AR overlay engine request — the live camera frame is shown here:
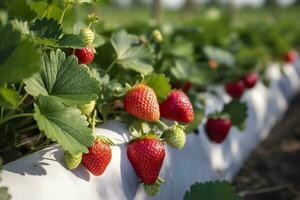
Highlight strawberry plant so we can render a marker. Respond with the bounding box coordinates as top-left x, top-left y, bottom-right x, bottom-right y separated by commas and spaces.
0, 0, 300, 198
